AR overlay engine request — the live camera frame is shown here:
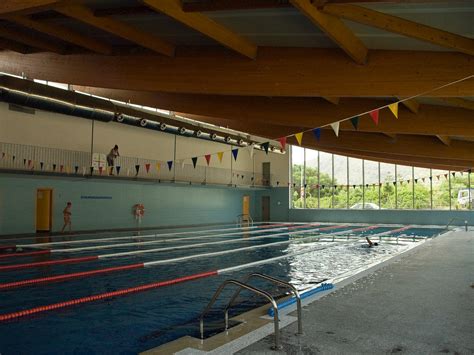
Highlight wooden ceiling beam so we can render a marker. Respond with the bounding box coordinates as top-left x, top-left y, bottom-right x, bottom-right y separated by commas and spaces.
54, 4, 175, 56
398, 98, 420, 113
1, 48, 471, 97
322, 96, 340, 105
432, 98, 474, 111
0, 25, 64, 53
72, 87, 474, 138
0, 1, 62, 15
0, 37, 32, 54
142, 0, 257, 59
5, 15, 113, 55
322, 4, 474, 56
290, 0, 367, 64
436, 135, 451, 146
